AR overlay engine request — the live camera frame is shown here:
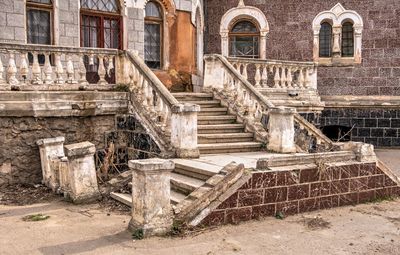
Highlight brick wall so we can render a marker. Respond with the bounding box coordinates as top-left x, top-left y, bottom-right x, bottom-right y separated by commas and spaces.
321, 108, 400, 147
200, 162, 400, 226
204, 0, 400, 96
